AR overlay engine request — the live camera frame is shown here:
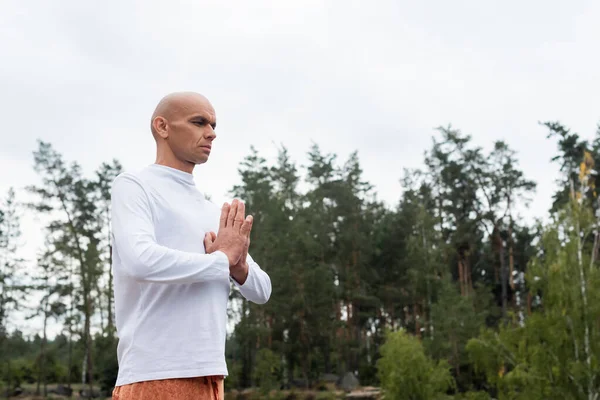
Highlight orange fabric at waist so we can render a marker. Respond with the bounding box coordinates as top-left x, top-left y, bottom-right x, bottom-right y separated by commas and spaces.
112, 376, 224, 400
